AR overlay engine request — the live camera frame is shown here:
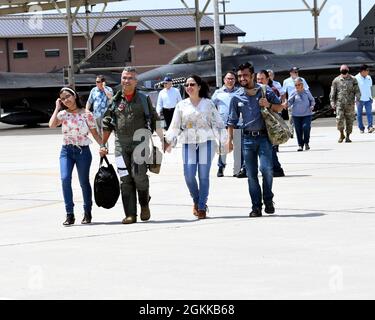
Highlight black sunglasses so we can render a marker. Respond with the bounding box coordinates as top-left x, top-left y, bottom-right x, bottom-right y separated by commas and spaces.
184, 83, 197, 87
